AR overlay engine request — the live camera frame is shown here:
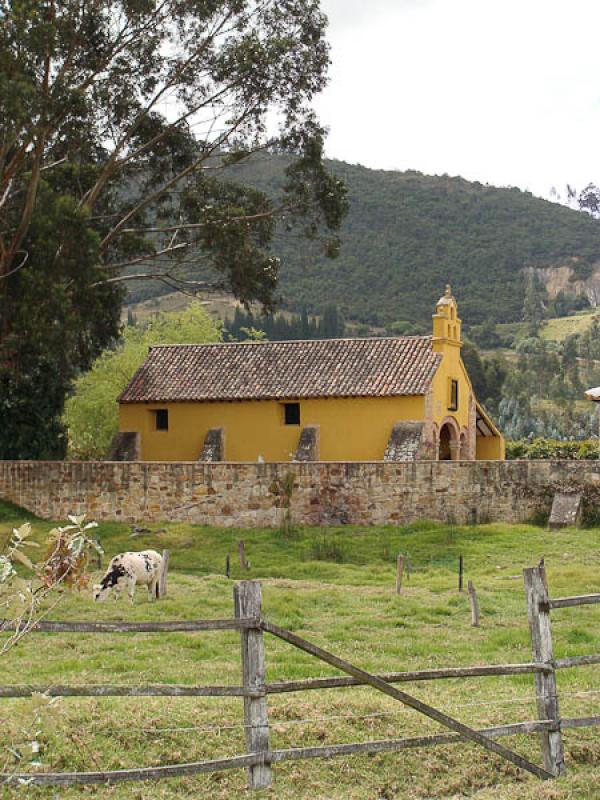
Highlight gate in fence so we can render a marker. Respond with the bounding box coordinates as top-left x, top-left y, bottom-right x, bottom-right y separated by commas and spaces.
1, 566, 600, 788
